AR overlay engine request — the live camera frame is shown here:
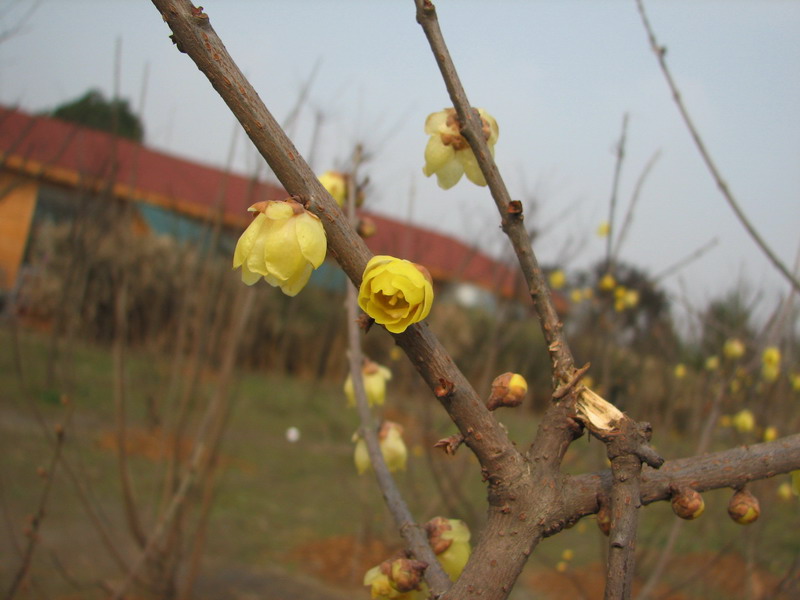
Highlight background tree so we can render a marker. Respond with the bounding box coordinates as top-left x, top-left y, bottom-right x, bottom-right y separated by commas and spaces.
48, 89, 144, 143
